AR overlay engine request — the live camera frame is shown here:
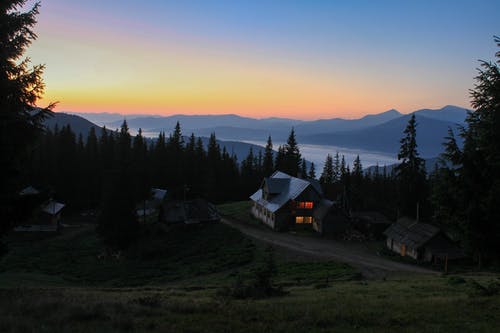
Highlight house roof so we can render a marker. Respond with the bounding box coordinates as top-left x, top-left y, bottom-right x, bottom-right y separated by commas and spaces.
41, 200, 65, 215
19, 186, 40, 196
384, 218, 440, 249
265, 178, 290, 194
249, 171, 321, 213
151, 188, 167, 201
